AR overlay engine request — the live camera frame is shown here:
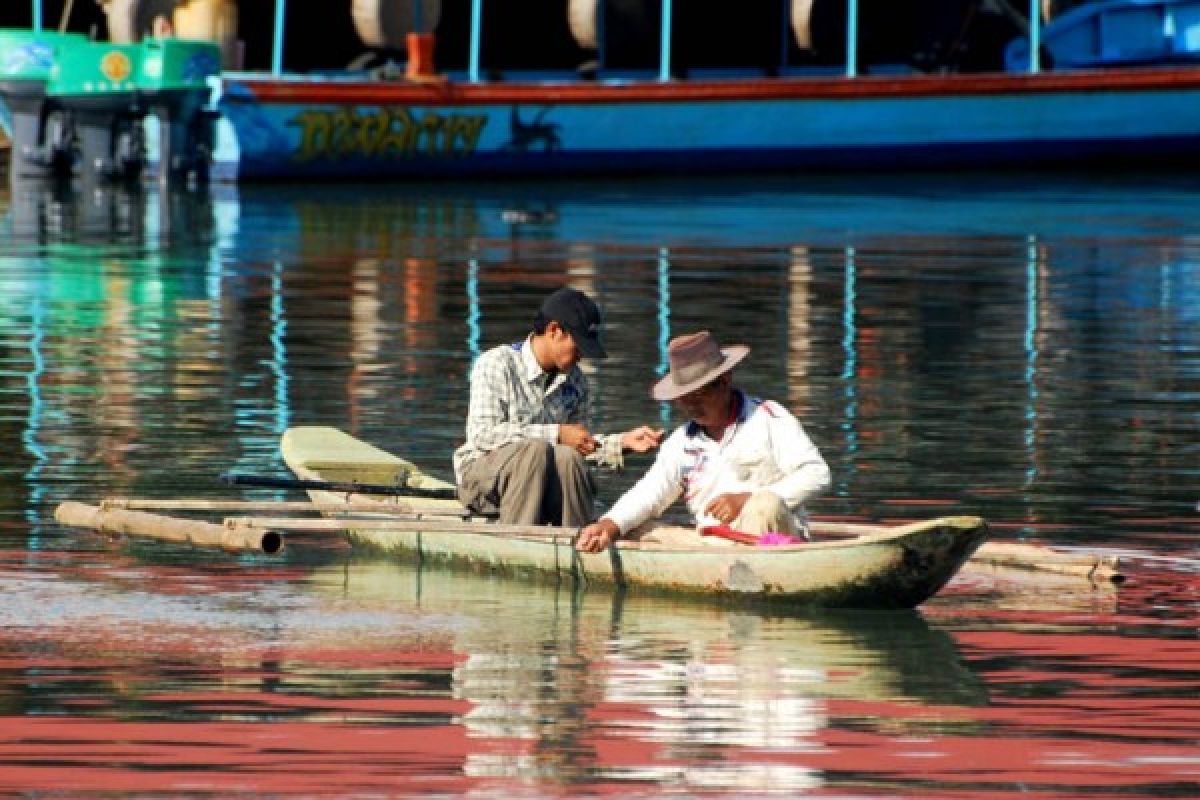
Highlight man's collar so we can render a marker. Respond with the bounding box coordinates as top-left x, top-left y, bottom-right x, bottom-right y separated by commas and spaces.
520, 334, 568, 392
518, 335, 544, 382
732, 389, 749, 422
685, 389, 748, 439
